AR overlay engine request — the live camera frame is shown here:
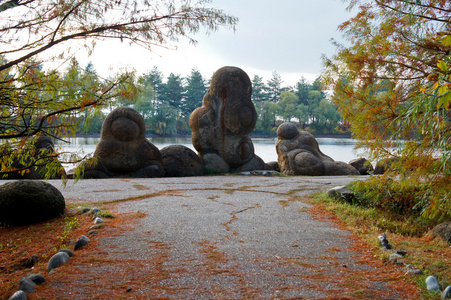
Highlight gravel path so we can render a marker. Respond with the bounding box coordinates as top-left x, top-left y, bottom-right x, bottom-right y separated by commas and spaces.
27, 175, 415, 299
